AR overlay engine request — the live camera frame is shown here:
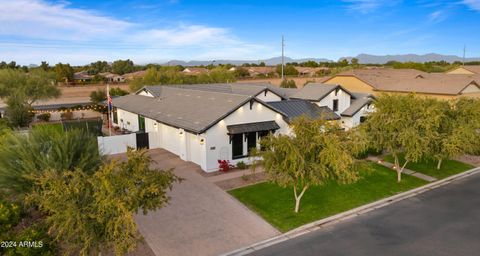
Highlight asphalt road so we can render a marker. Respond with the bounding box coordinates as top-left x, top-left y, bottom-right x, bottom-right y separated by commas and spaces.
251, 172, 480, 256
